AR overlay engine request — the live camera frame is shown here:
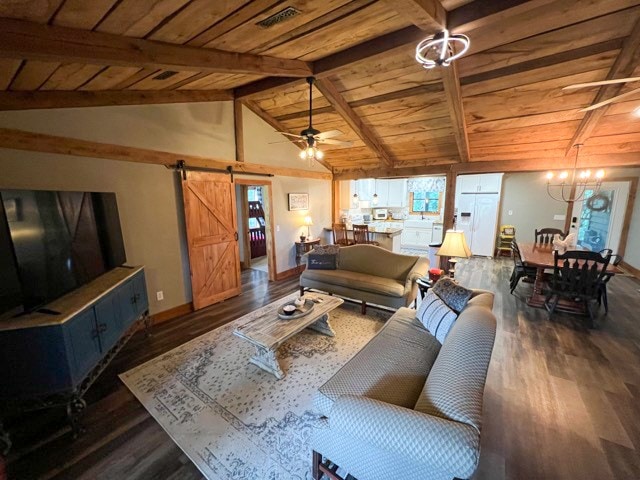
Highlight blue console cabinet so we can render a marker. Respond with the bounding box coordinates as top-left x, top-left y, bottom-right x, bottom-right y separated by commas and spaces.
0, 266, 149, 453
